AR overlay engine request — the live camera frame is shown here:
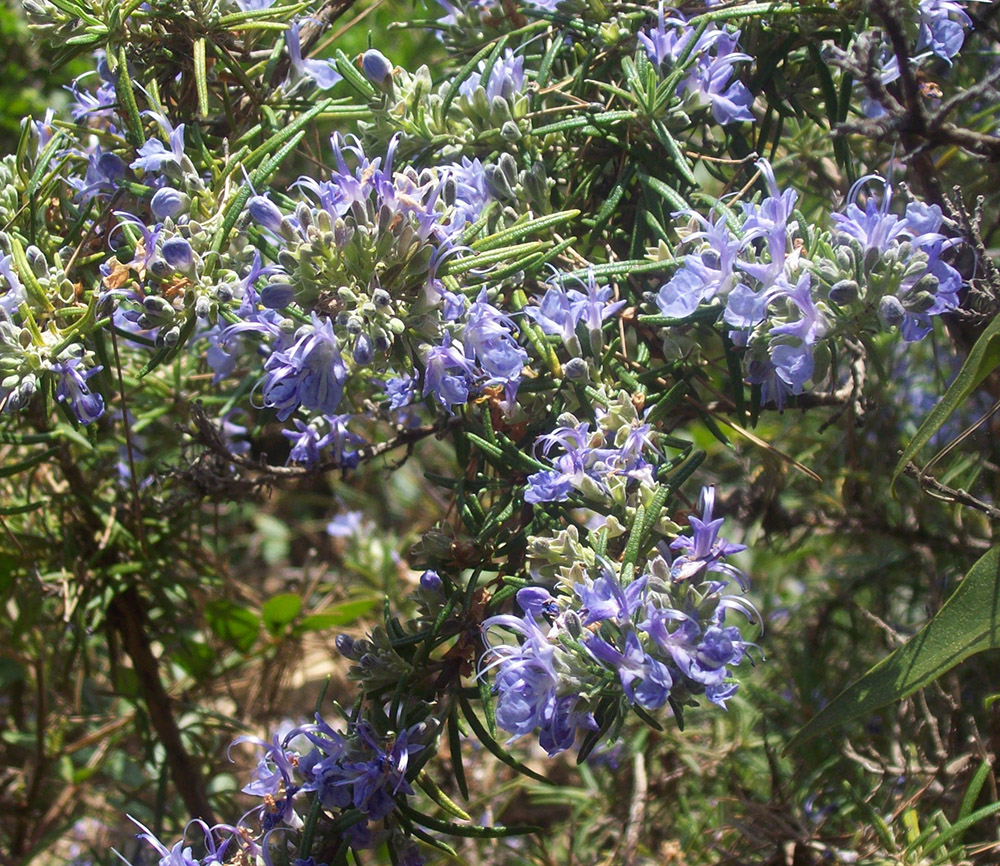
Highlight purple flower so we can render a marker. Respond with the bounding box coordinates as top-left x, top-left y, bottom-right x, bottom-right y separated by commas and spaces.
131, 112, 187, 176
342, 722, 423, 820
259, 315, 347, 421
574, 567, 646, 626
440, 157, 492, 237
831, 175, 907, 254
52, 355, 104, 425
481, 612, 592, 755
0, 253, 25, 317
123, 817, 233, 866
669, 486, 747, 587
286, 21, 343, 90
384, 373, 419, 410
460, 49, 524, 102
422, 334, 476, 411
295, 134, 379, 218
67, 148, 126, 202
678, 32, 754, 125
586, 631, 673, 710
463, 290, 527, 386
917, 0, 972, 62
